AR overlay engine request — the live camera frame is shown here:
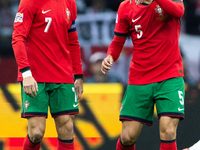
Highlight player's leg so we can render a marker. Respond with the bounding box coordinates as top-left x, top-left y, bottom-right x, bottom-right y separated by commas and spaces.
23, 117, 46, 150
116, 120, 143, 150
159, 116, 179, 150
117, 84, 155, 150
49, 83, 79, 150
21, 83, 48, 150
54, 115, 75, 150
155, 77, 185, 150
